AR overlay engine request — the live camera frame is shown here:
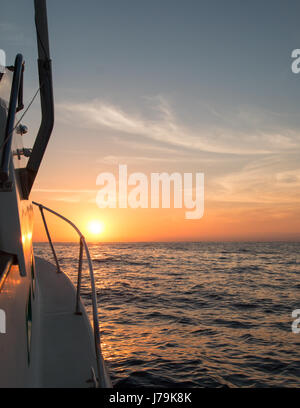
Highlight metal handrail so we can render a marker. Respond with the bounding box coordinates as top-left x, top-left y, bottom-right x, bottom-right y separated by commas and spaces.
32, 201, 105, 387
0, 54, 24, 183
